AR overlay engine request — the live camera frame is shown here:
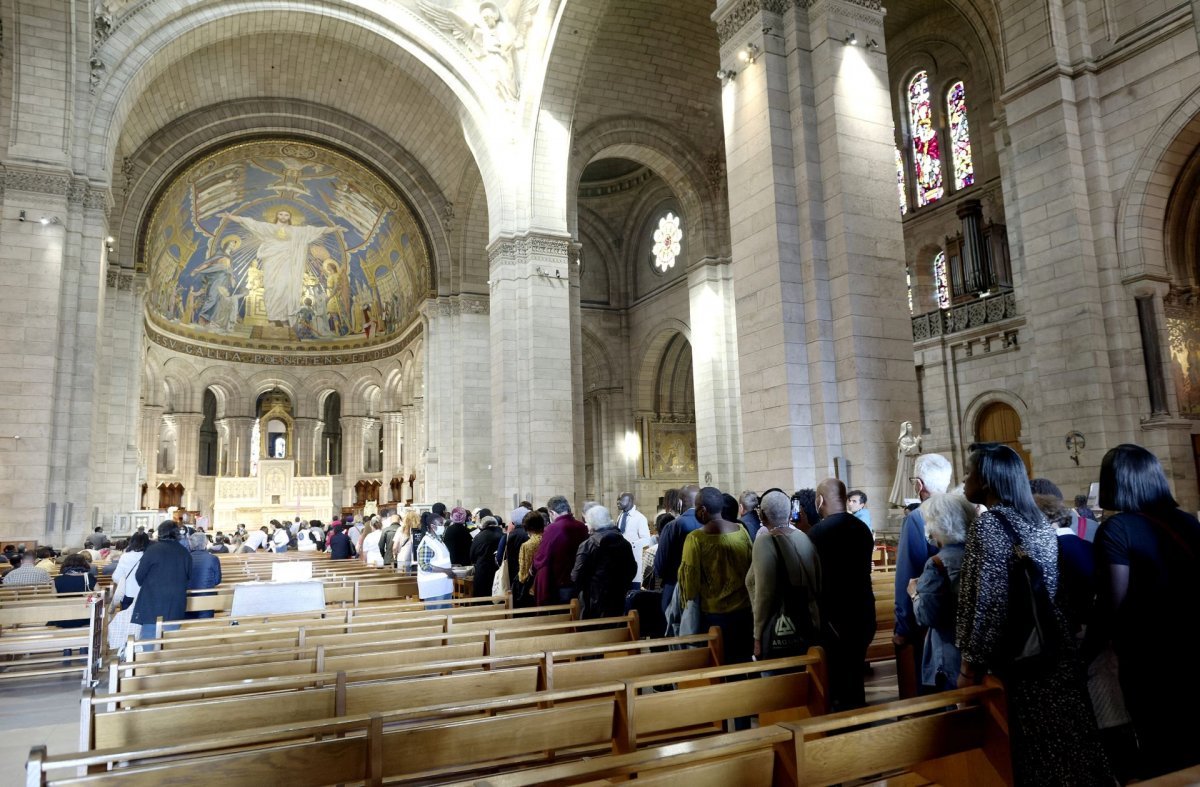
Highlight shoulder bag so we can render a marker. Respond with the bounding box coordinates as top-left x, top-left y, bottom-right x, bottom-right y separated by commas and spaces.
761, 533, 819, 658
991, 509, 1059, 678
